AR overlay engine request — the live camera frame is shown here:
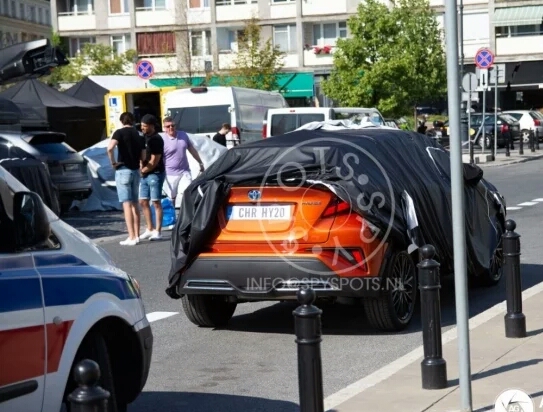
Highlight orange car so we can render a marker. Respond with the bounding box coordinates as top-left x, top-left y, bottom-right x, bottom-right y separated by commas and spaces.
178, 184, 417, 332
